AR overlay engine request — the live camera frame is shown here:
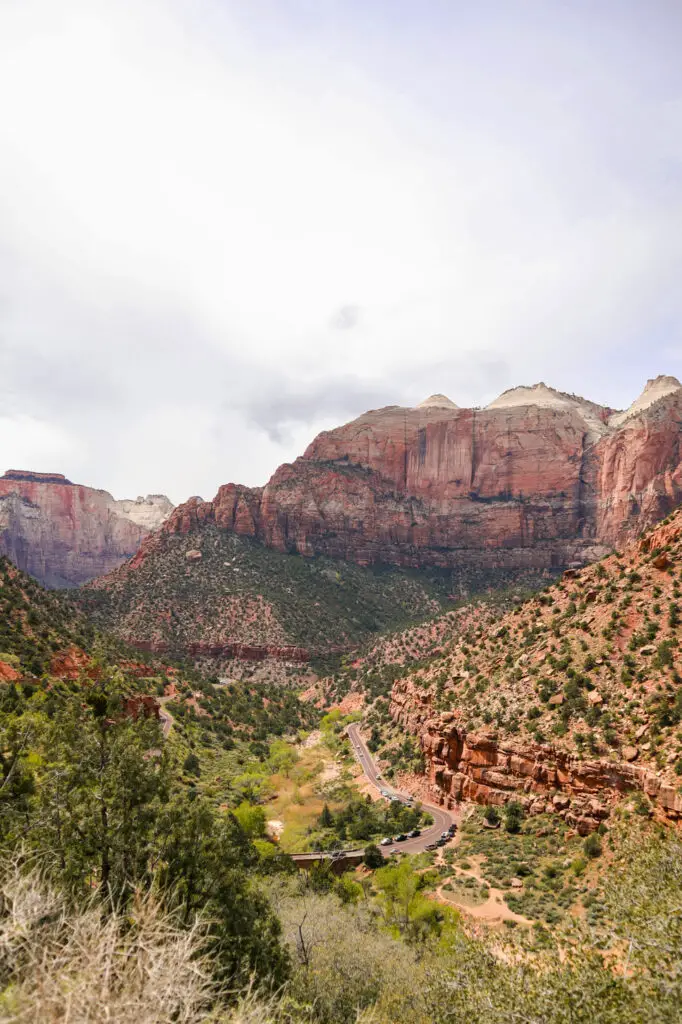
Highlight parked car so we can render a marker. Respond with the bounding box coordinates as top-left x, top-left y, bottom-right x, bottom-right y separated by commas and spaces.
380, 837, 394, 847
447, 823, 457, 835
425, 842, 438, 852
436, 837, 447, 847
395, 834, 408, 842
408, 828, 421, 838
440, 831, 450, 840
